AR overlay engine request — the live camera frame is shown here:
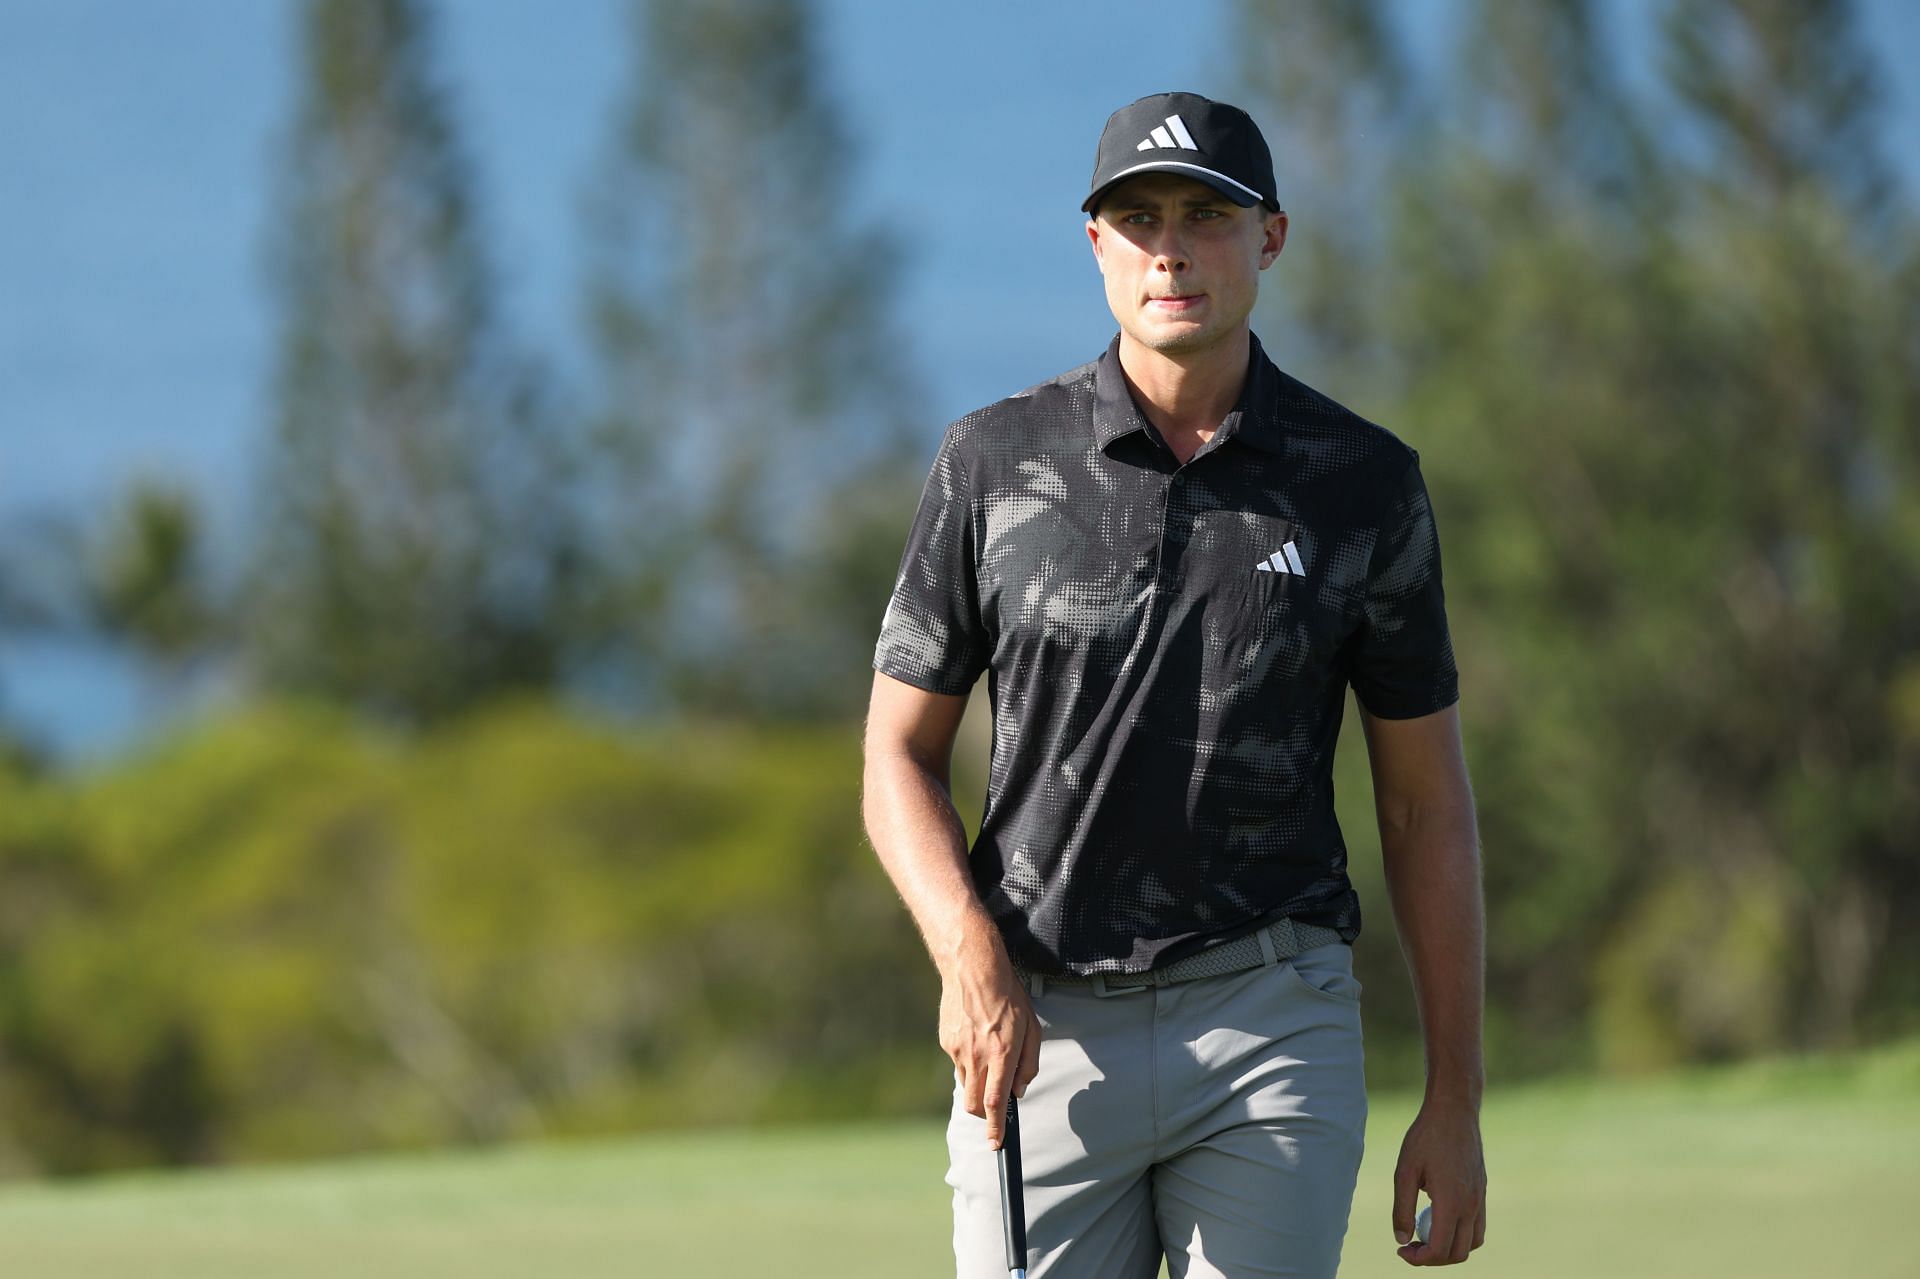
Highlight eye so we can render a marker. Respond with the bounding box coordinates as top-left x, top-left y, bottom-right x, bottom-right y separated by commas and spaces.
1191, 208, 1224, 221
1124, 212, 1158, 226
